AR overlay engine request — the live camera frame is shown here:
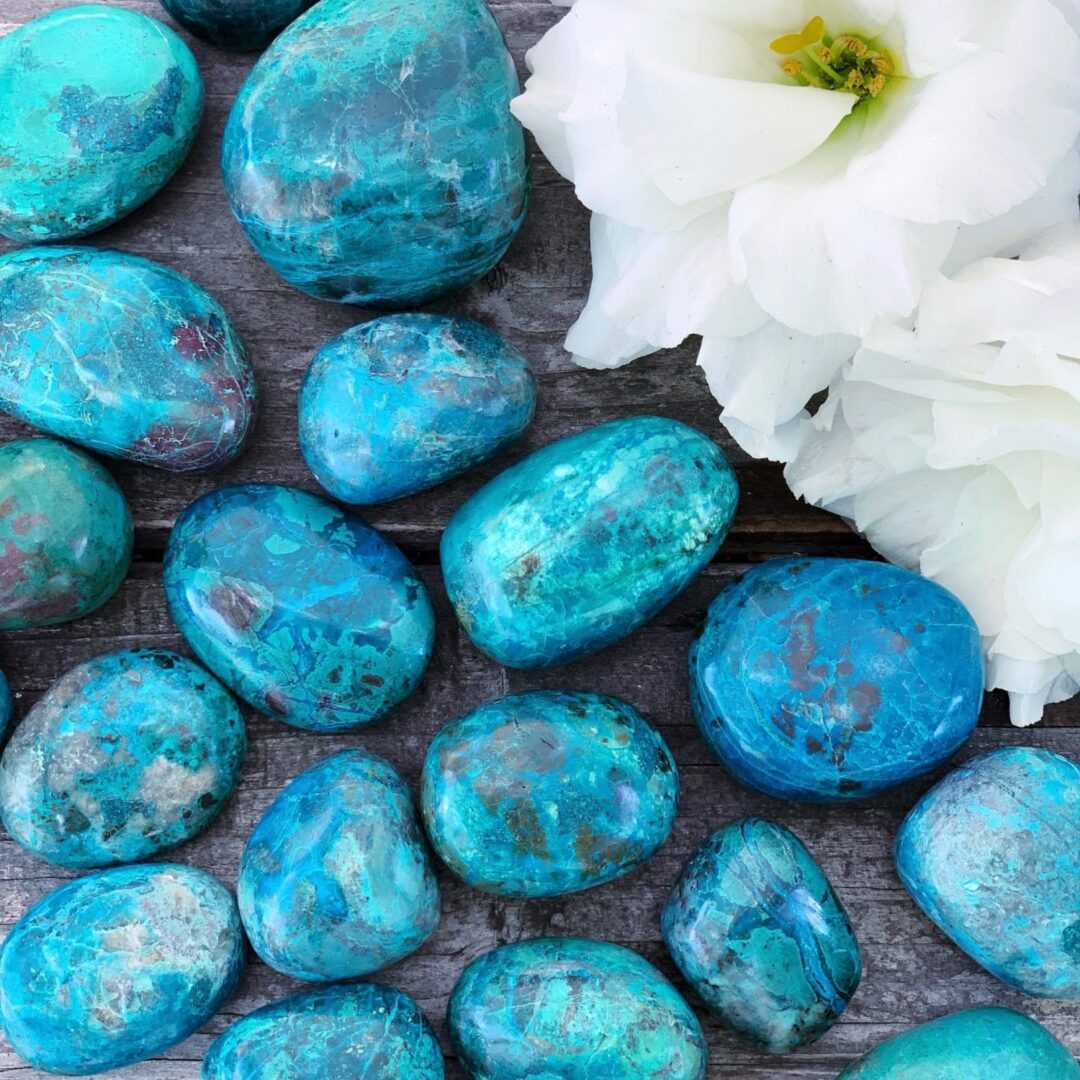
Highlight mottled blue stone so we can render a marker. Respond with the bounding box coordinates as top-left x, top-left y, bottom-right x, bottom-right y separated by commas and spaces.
449, 937, 708, 1079
442, 416, 739, 668
299, 314, 536, 505
164, 484, 434, 732
0, 247, 257, 473
0, 649, 246, 869
158, 0, 315, 51
221, 0, 528, 305
0, 5, 203, 241
0, 863, 244, 1075
663, 818, 861, 1053
690, 558, 983, 801
422, 690, 678, 898
238, 749, 440, 981
896, 746, 1080, 997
